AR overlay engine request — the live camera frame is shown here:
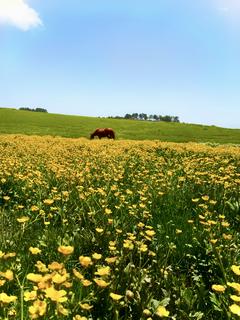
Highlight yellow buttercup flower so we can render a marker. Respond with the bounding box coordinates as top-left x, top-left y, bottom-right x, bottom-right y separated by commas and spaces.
227, 282, 240, 292
145, 230, 156, 237
79, 256, 93, 268
230, 304, 240, 316
176, 229, 182, 234
44, 286, 68, 303
27, 273, 43, 283
211, 284, 225, 293
105, 256, 118, 264
231, 265, 240, 276
35, 261, 48, 273
29, 299, 47, 317
81, 279, 92, 287
79, 303, 93, 310
58, 245, 74, 255
155, 306, 170, 317
48, 261, 64, 270
94, 278, 110, 288
73, 269, 84, 280
29, 247, 42, 255
57, 304, 69, 316
43, 199, 54, 205
24, 290, 38, 301
52, 273, 68, 284
0, 280, 6, 286
92, 252, 102, 260
110, 292, 123, 301
95, 266, 111, 276
73, 316, 88, 320
105, 208, 112, 215
17, 216, 30, 223
0, 269, 14, 281
0, 293, 17, 304
230, 295, 240, 302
